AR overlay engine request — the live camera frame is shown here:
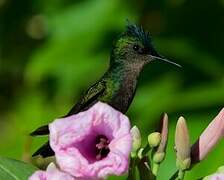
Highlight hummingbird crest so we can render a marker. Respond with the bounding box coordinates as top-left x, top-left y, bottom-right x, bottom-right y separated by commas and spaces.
125, 22, 152, 51
110, 21, 161, 66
